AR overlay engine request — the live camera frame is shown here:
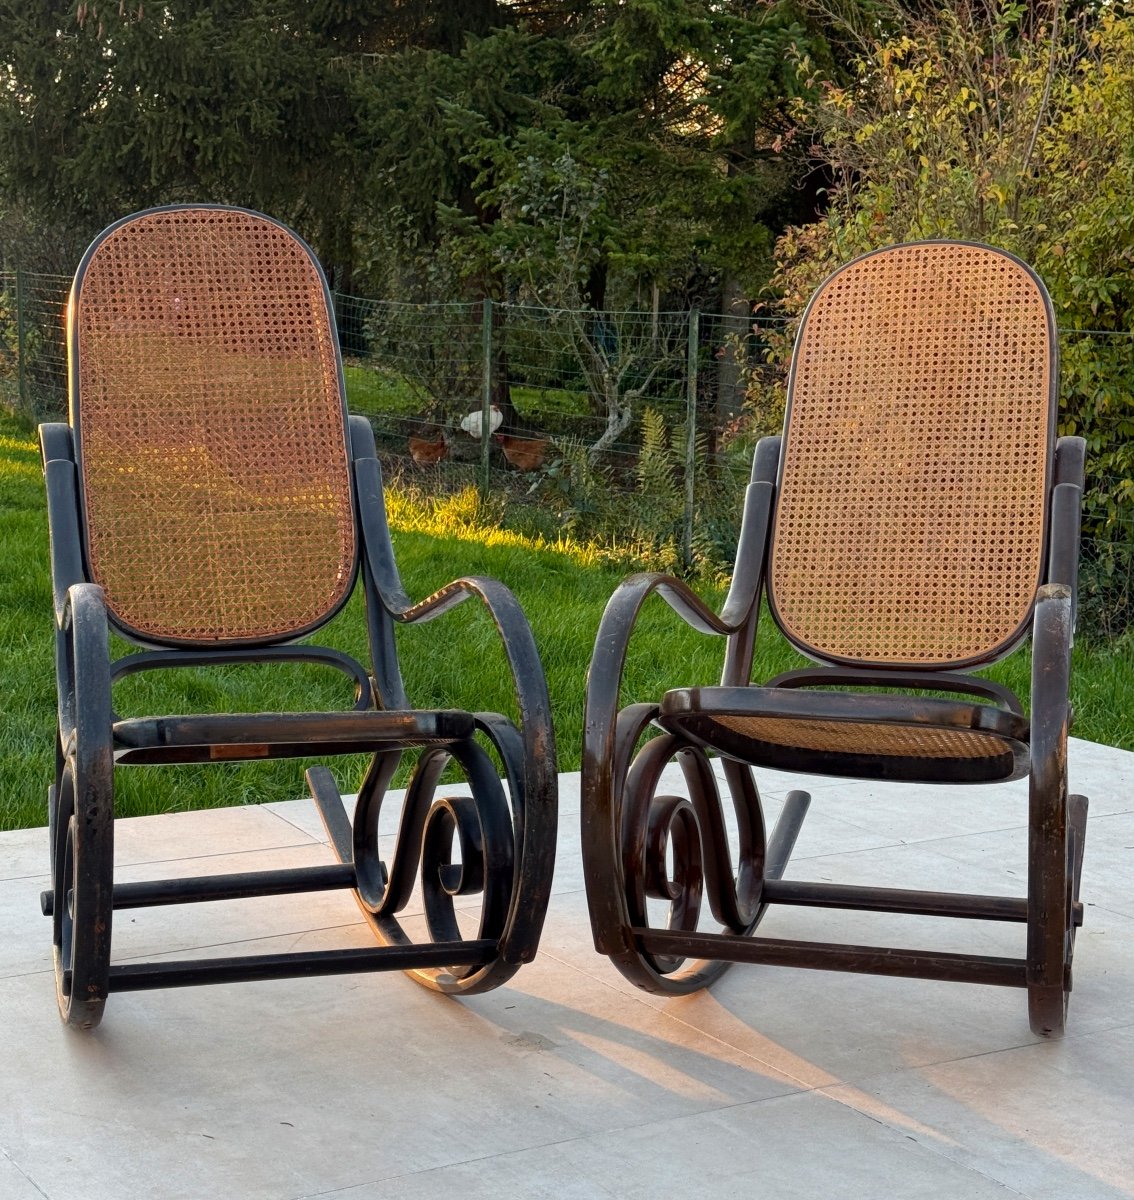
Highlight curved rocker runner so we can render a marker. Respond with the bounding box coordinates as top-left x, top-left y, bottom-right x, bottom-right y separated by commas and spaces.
41, 204, 557, 1029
